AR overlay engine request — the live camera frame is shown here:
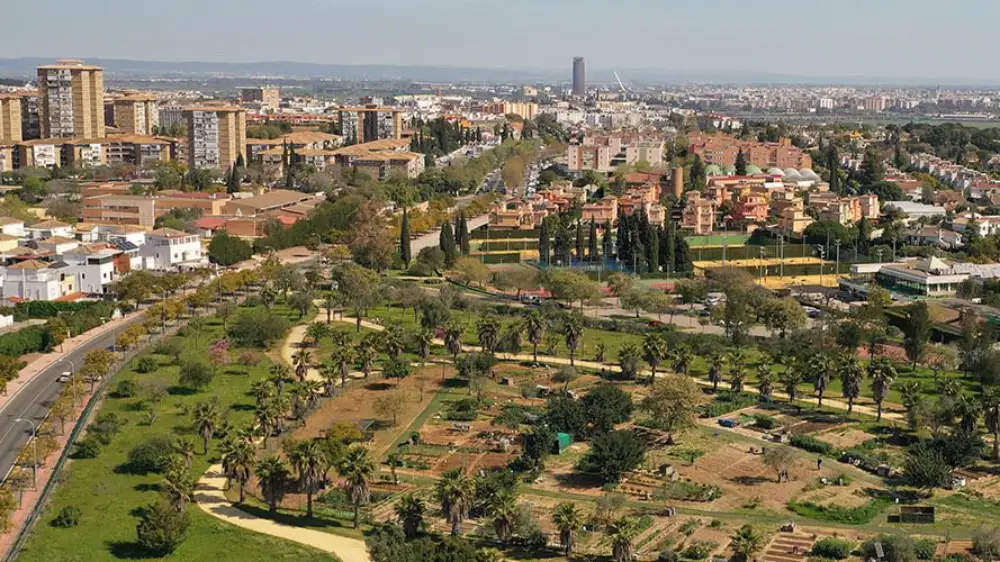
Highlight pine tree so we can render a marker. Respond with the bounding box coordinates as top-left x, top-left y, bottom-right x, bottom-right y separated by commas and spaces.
735, 149, 748, 176
575, 222, 585, 262
689, 155, 705, 190
440, 221, 457, 268
400, 208, 412, 267
827, 146, 841, 193
588, 221, 598, 263
538, 219, 551, 266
